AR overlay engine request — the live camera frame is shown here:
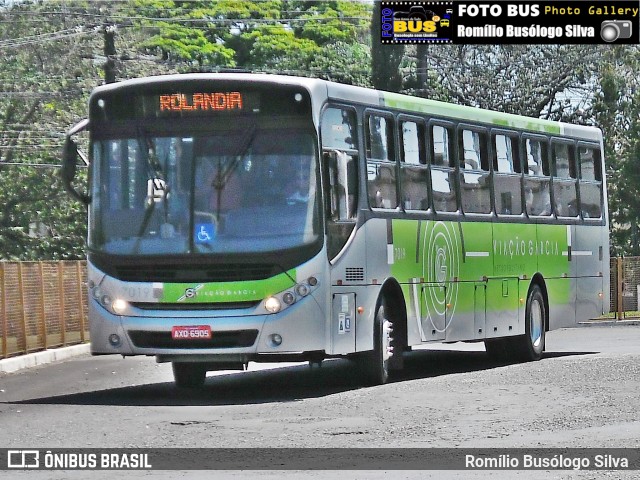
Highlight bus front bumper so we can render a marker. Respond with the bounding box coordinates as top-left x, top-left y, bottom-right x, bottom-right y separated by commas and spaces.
88, 296, 326, 360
